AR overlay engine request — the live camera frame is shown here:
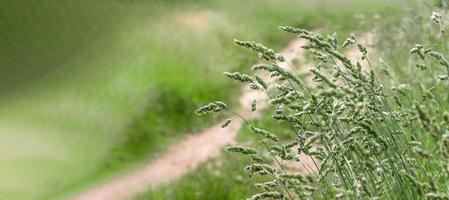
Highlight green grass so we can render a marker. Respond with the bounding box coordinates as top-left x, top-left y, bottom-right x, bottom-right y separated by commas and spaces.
0, 0, 406, 199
